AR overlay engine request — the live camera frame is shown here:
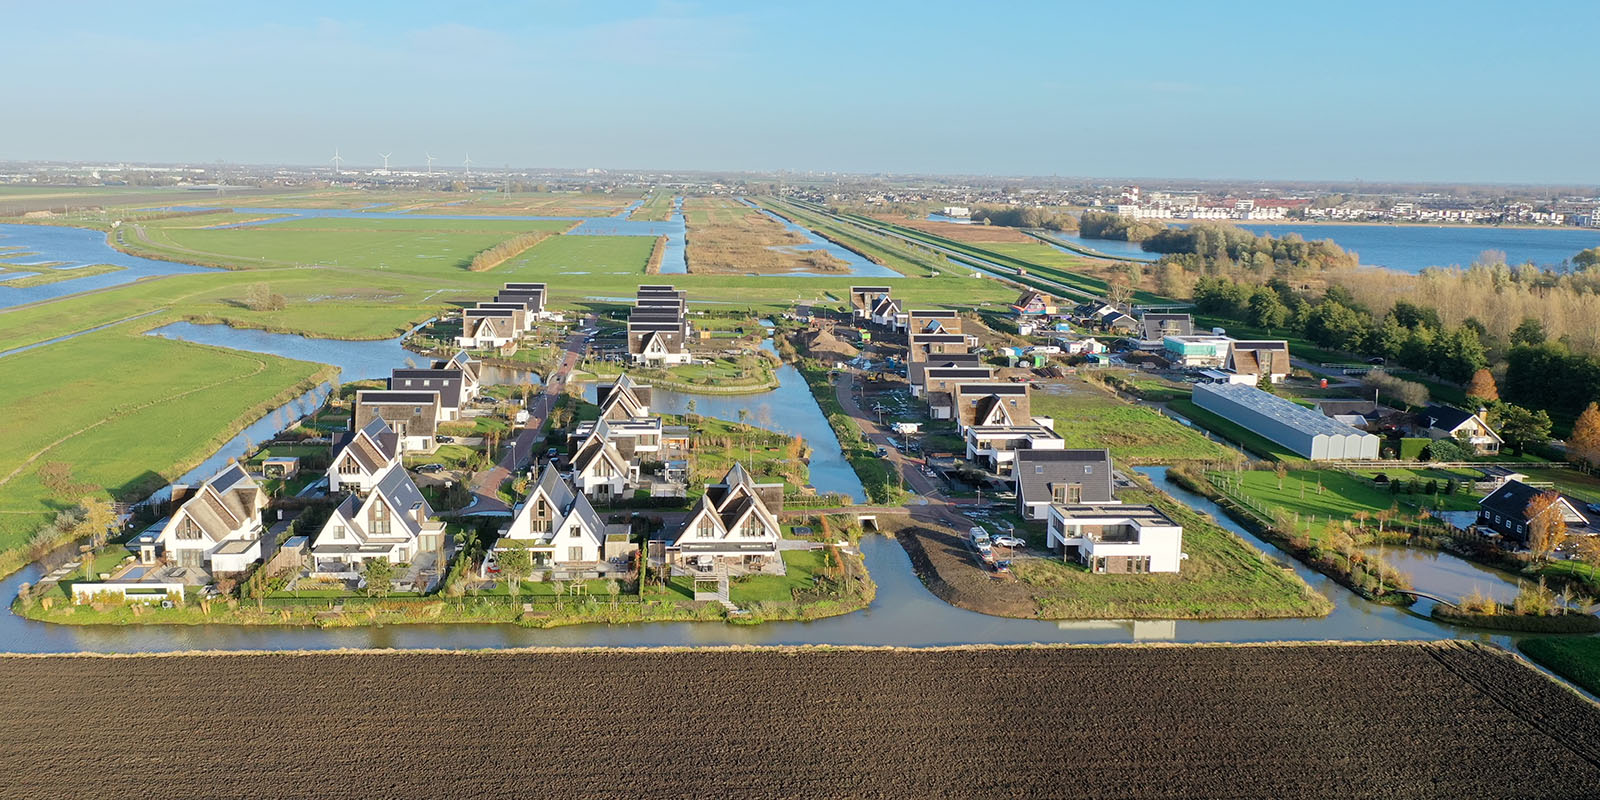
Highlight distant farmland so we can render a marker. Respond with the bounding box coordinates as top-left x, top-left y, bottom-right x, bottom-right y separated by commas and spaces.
2, 642, 1595, 799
